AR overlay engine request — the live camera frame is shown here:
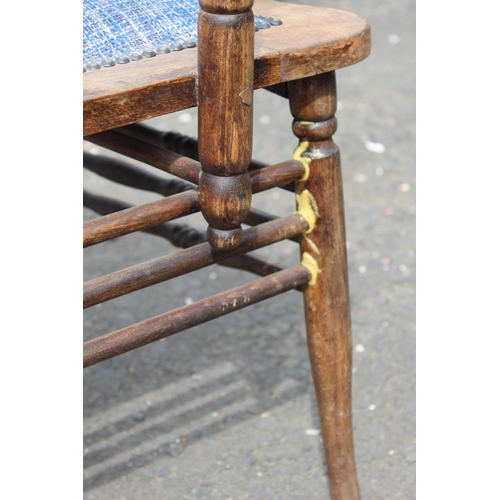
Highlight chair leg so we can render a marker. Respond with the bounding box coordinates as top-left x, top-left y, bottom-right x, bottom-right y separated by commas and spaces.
197, 0, 254, 250
289, 72, 360, 500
